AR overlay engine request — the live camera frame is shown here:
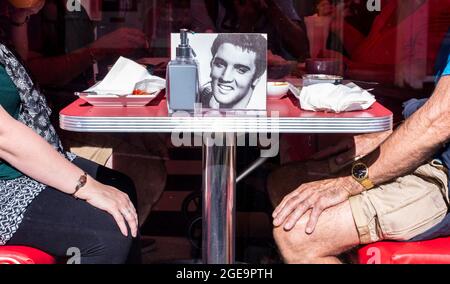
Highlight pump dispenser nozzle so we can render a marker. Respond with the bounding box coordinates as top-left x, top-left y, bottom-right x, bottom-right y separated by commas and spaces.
176, 29, 195, 59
